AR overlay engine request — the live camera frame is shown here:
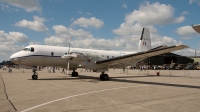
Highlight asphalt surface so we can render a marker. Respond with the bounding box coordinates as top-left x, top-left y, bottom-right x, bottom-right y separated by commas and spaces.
0, 68, 200, 112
